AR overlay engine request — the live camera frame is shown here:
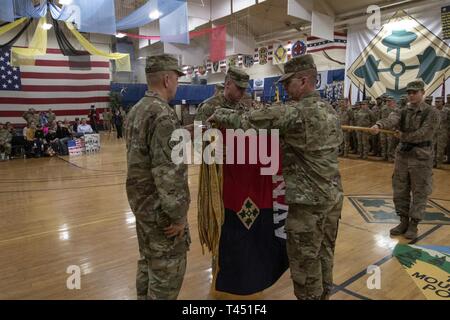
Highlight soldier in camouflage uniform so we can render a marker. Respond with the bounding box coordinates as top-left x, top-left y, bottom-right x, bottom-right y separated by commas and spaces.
125, 55, 191, 300
433, 97, 448, 169
22, 108, 40, 125
370, 97, 383, 156
338, 98, 353, 157
445, 94, 450, 164
379, 96, 398, 162
355, 100, 375, 159
209, 54, 343, 300
371, 81, 439, 239
195, 67, 250, 123
399, 95, 408, 110
349, 102, 360, 153
0, 122, 12, 160
214, 83, 224, 96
